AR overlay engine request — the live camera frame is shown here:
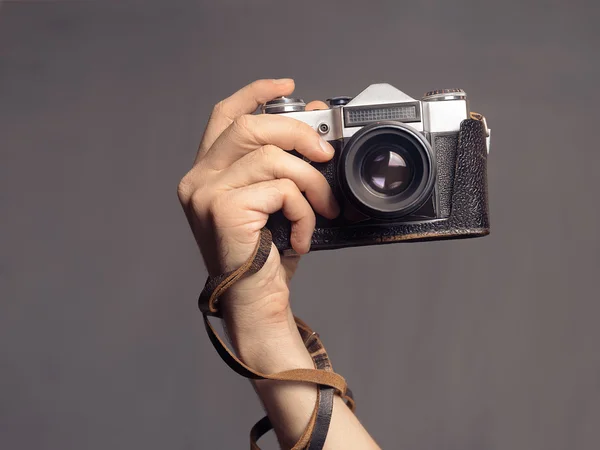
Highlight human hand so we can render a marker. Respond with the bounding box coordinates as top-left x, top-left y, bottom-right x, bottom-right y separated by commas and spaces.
177, 79, 338, 368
